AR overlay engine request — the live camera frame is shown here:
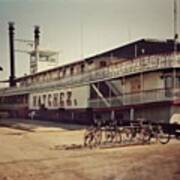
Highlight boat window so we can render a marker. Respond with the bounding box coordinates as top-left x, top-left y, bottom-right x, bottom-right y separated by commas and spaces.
70, 67, 74, 75
100, 61, 107, 67
33, 96, 37, 107
63, 69, 66, 77
81, 64, 85, 73
165, 76, 173, 89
